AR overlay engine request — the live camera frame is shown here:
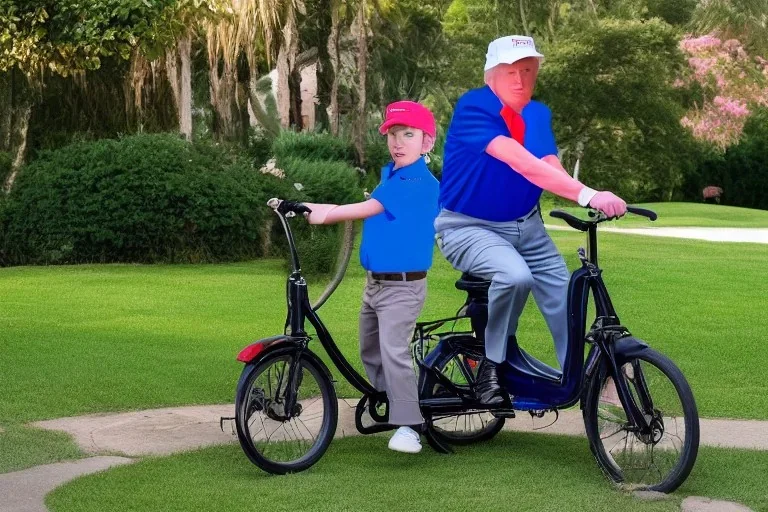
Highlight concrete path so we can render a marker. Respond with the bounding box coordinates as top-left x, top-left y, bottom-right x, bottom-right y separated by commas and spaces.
0, 457, 133, 512
32, 403, 768, 456
546, 225, 768, 244
2, 402, 762, 512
